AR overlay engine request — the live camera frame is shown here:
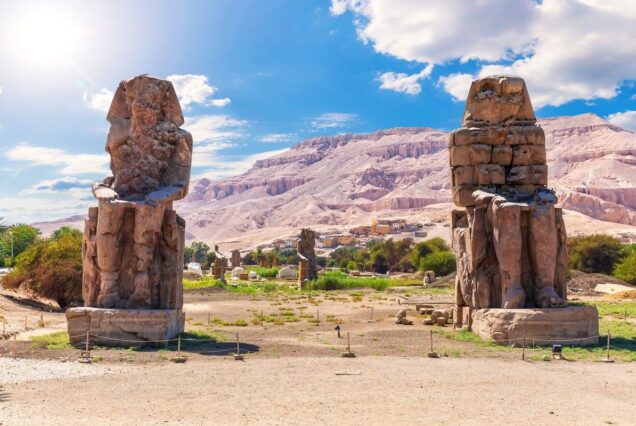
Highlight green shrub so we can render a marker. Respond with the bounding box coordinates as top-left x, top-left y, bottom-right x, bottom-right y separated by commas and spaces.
419, 251, 456, 277
614, 251, 636, 284
568, 234, 623, 274
307, 271, 389, 291
254, 267, 279, 278
2, 228, 82, 307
